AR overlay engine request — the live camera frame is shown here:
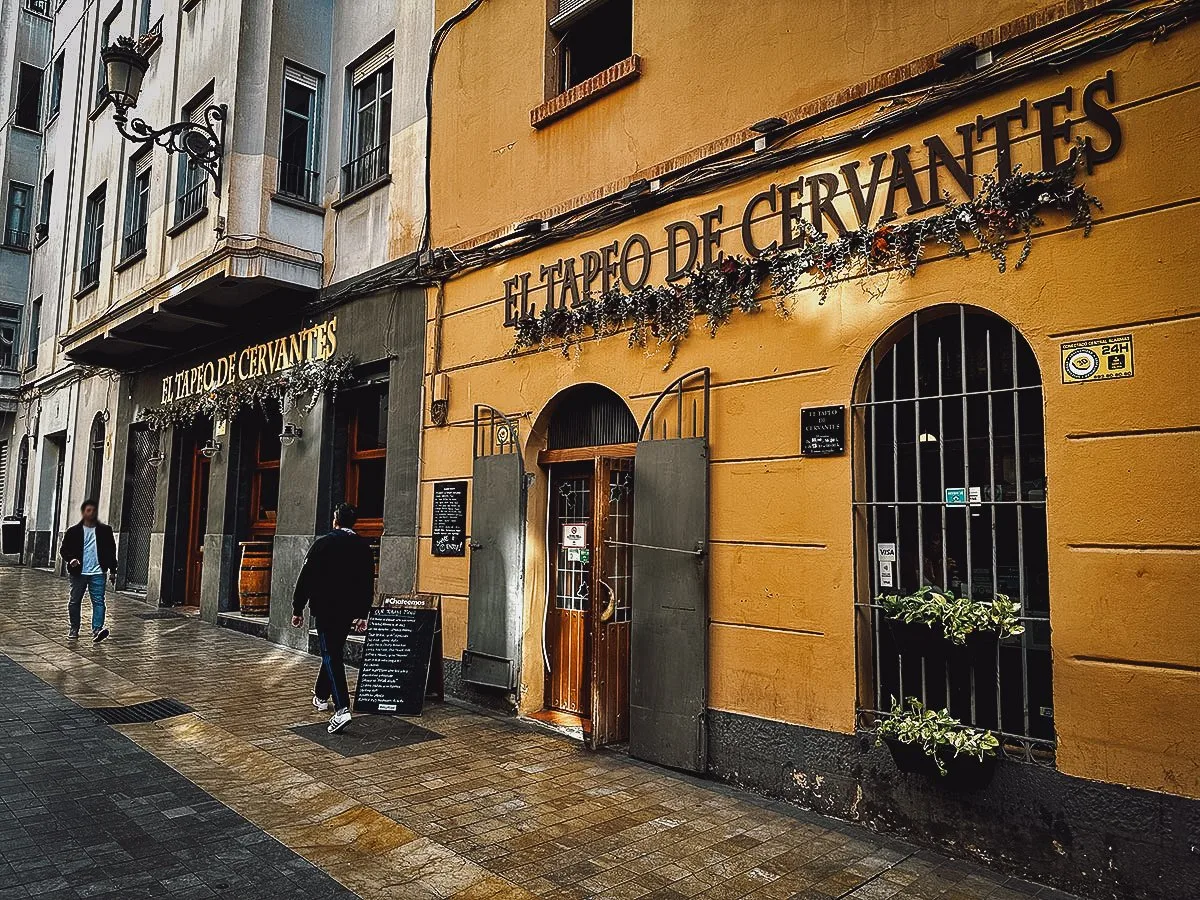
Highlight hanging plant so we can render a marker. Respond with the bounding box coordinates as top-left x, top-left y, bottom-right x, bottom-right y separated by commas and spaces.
143, 355, 356, 431
511, 145, 1101, 364
877, 585, 1025, 645
876, 696, 999, 776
